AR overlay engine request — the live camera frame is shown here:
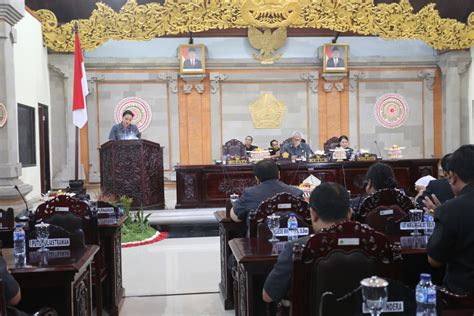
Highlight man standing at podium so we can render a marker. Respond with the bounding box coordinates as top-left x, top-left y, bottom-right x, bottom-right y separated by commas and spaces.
109, 110, 142, 140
